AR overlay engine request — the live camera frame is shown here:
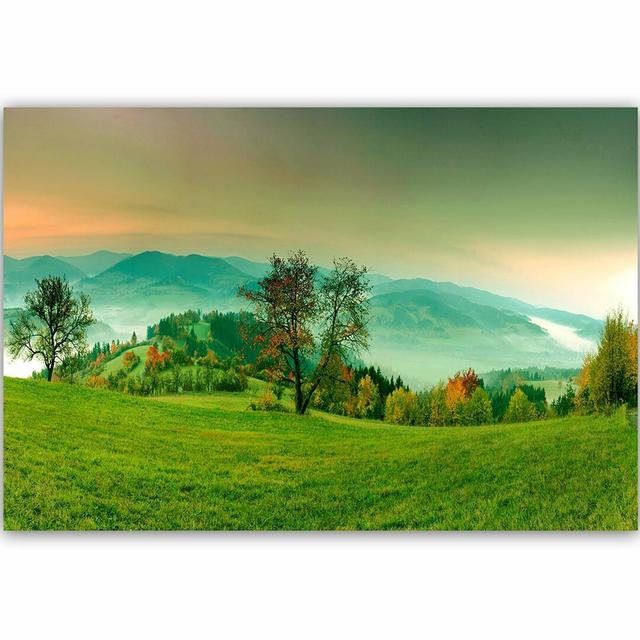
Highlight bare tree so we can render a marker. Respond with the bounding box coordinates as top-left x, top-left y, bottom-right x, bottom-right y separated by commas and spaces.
8, 276, 96, 381
239, 251, 370, 414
